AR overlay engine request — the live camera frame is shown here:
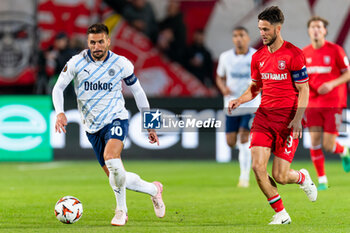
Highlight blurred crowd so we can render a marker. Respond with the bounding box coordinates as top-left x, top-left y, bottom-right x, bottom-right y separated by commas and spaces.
116, 0, 215, 88
35, 33, 85, 95
9, 0, 218, 95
